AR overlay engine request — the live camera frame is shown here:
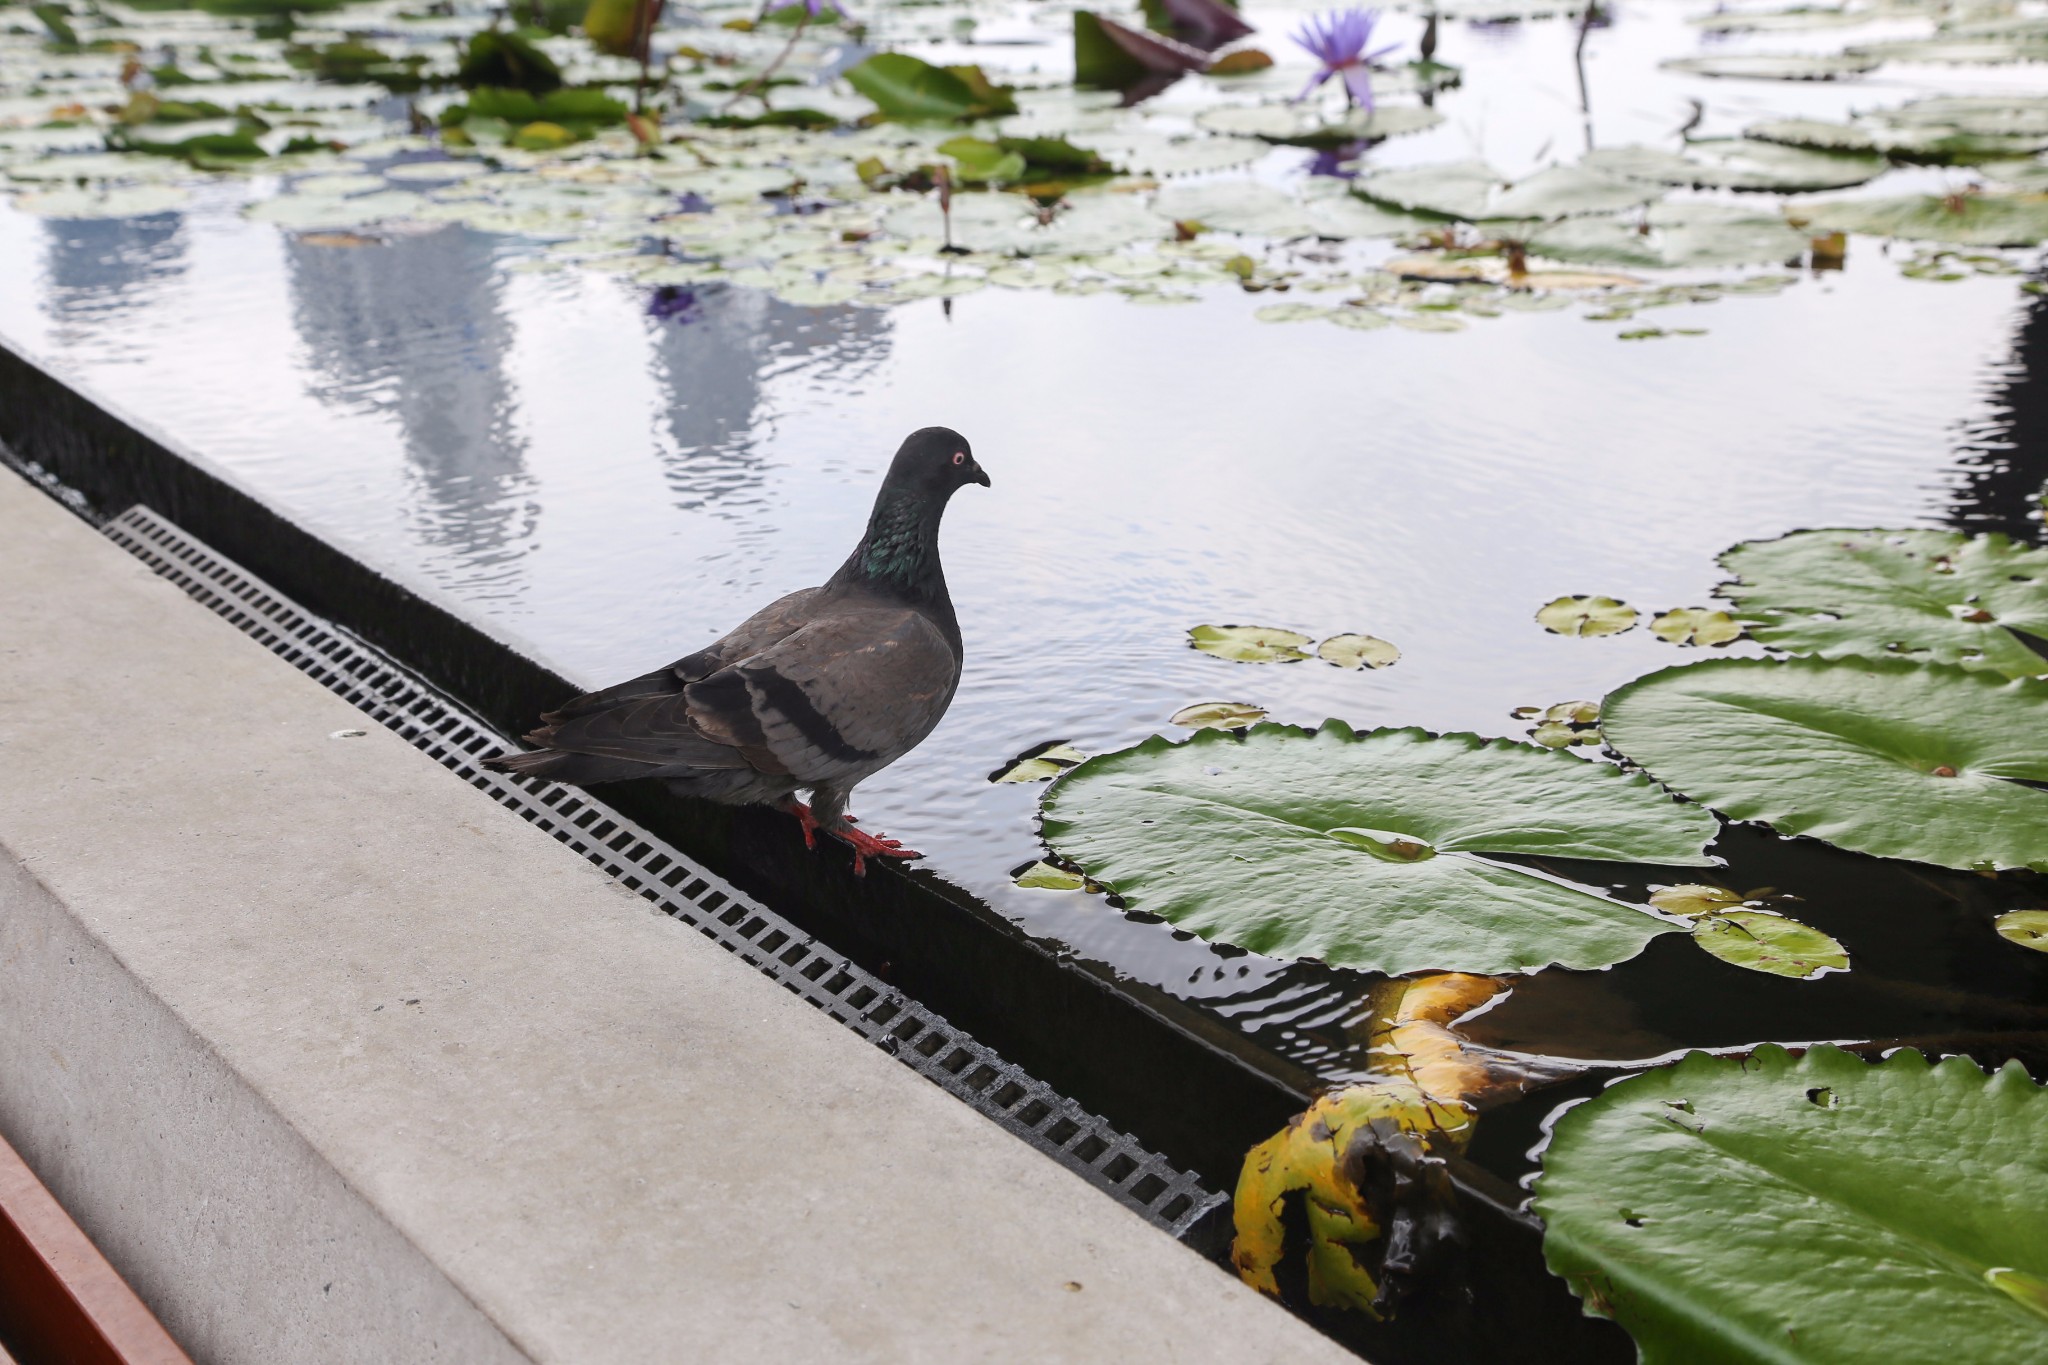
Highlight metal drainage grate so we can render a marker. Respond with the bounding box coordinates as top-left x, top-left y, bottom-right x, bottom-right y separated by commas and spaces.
103, 505, 1227, 1239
